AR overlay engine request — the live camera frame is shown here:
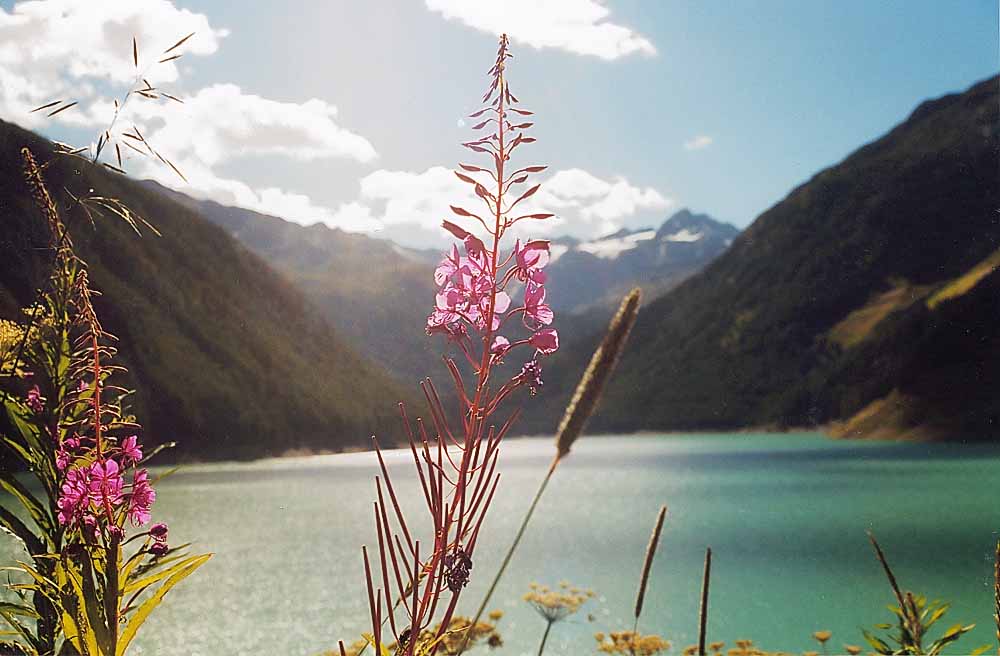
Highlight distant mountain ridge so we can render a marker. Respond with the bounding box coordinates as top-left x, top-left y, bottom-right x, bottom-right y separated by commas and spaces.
527, 74, 1000, 441
166, 190, 737, 385
545, 209, 739, 314
0, 119, 409, 459
152, 189, 443, 386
